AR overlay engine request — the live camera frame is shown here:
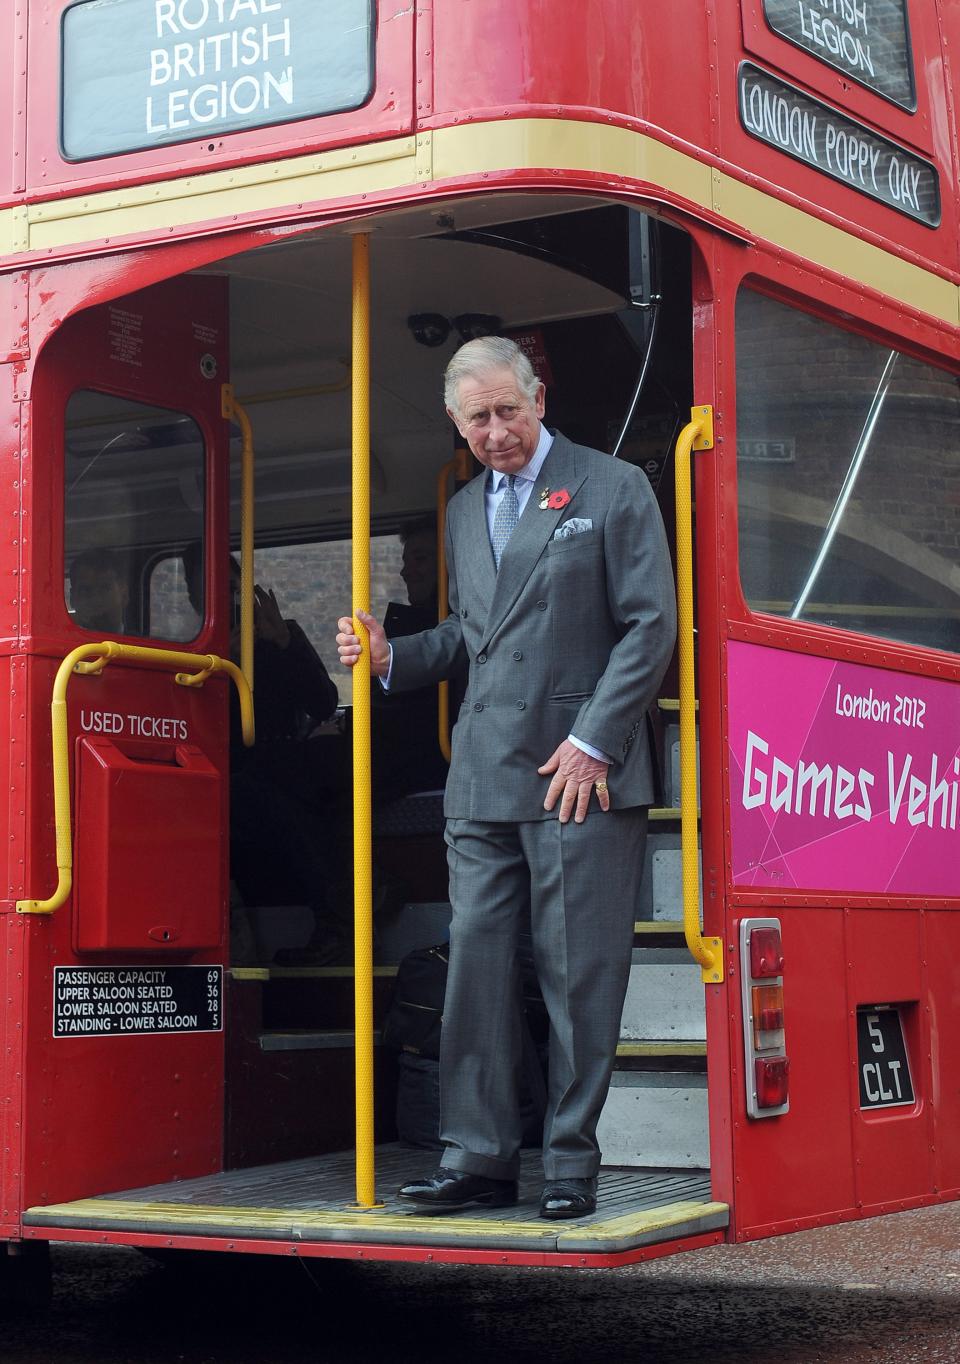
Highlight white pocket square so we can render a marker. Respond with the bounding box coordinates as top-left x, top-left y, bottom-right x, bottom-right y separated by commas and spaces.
552, 518, 593, 541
